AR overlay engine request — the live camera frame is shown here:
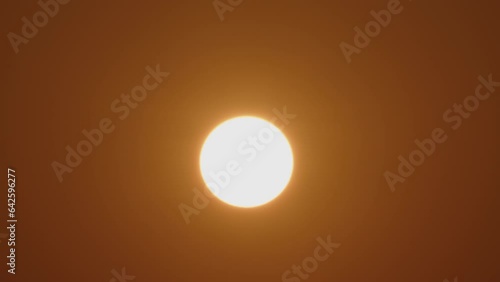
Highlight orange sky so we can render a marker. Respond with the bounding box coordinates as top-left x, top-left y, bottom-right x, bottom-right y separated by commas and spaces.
2, 1, 500, 281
